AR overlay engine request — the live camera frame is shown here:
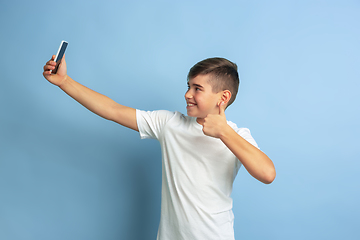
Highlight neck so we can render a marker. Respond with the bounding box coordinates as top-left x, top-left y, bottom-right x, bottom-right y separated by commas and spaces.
196, 117, 204, 126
